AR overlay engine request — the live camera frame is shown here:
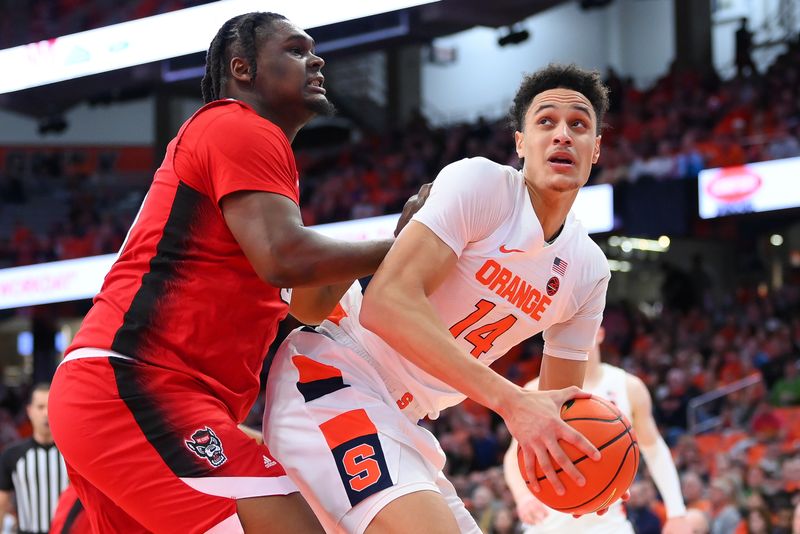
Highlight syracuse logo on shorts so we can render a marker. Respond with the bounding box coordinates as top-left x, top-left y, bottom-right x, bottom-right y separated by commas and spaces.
186, 427, 227, 467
